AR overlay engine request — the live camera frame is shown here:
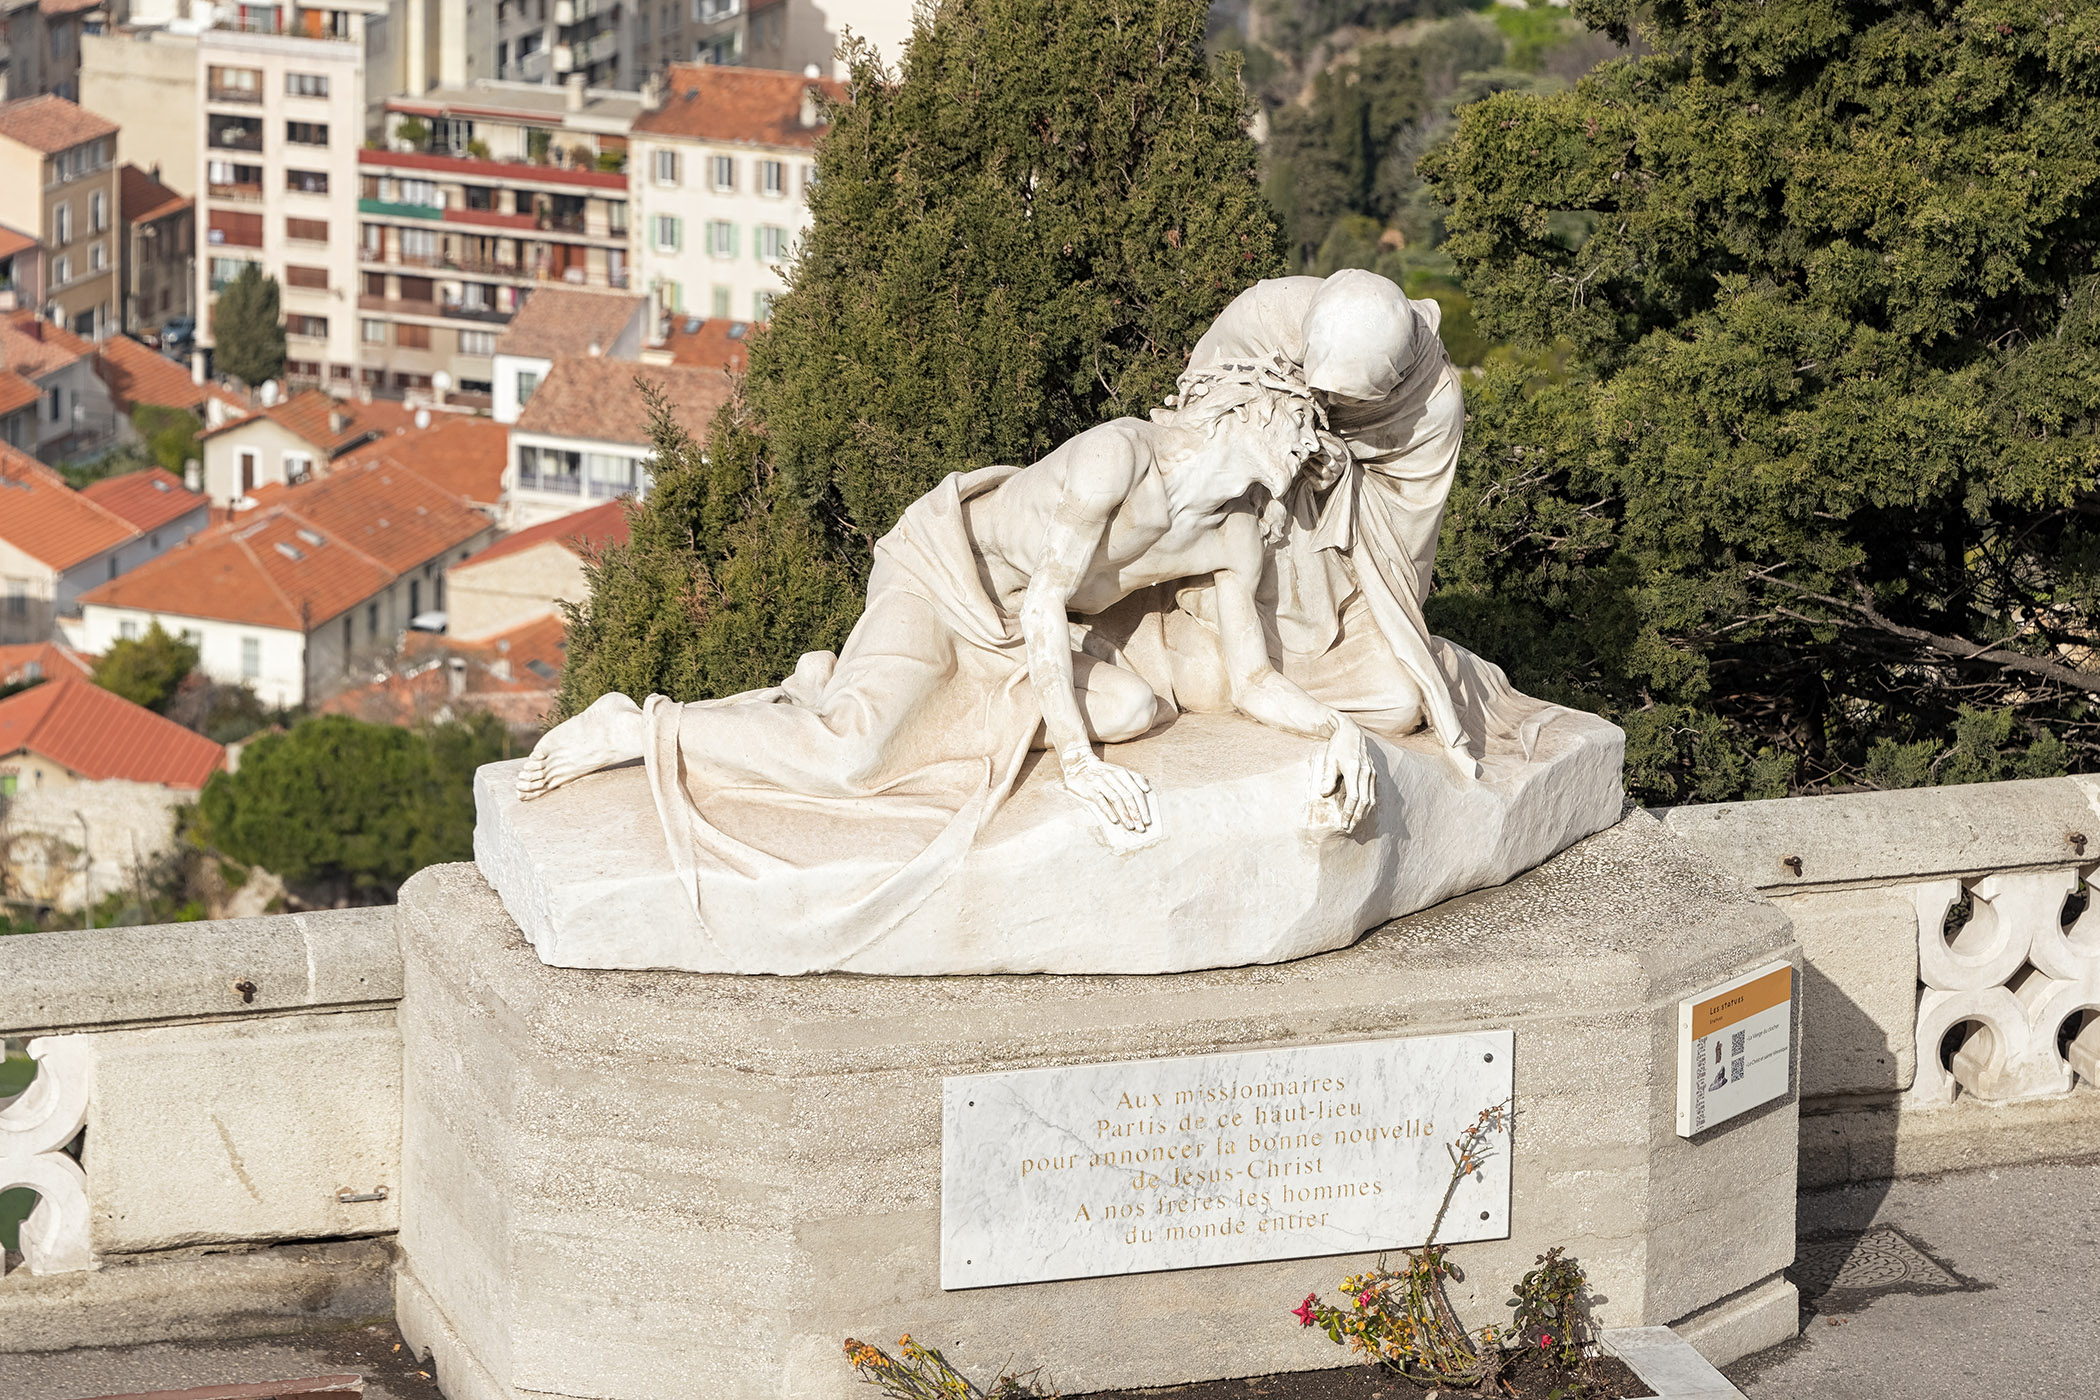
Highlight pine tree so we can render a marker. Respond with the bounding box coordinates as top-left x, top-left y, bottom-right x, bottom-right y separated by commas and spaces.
557, 0, 1285, 715
1420, 0, 2100, 800
211, 264, 286, 389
